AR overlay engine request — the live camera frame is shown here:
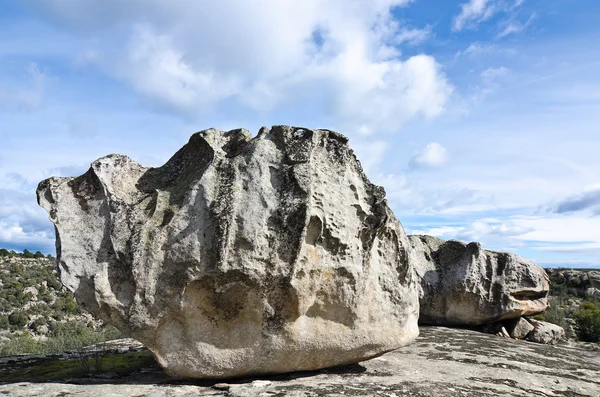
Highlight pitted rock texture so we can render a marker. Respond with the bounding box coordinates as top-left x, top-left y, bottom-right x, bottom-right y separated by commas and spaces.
409, 235, 549, 326
36, 126, 419, 379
